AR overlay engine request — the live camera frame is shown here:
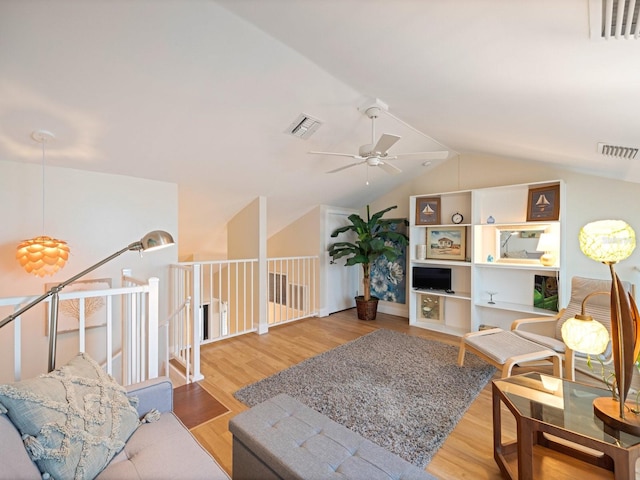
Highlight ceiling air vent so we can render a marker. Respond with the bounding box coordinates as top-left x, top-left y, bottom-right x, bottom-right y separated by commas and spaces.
285, 114, 322, 140
590, 0, 640, 39
598, 142, 639, 159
